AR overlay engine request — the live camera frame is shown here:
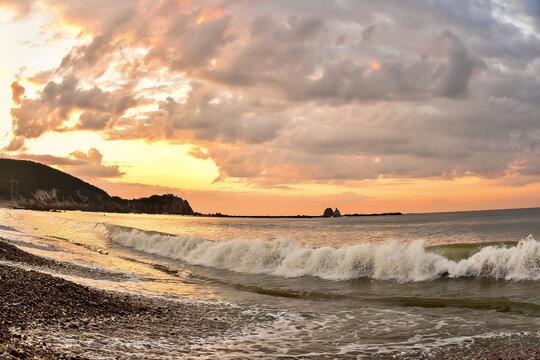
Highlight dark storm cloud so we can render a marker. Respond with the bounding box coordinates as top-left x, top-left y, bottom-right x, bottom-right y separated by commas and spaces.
8, 0, 540, 185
